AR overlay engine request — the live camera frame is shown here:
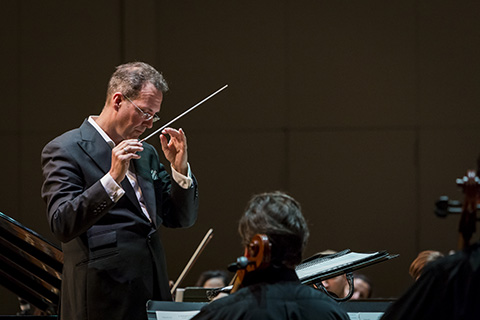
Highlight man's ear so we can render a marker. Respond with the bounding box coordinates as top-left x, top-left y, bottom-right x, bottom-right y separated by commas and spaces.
112, 92, 123, 110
